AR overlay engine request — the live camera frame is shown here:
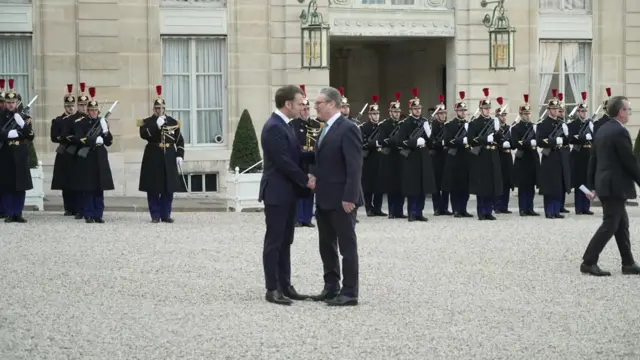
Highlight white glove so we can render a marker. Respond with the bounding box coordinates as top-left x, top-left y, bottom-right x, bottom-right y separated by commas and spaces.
422, 122, 432, 138
13, 113, 25, 128
96, 136, 104, 145
441, 140, 445, 146
585, 133, 592, 141
556, 137, 563, 146
487, 134, 494, 143
530, 139, 537, 147
464, 123, 469, 131
7, 129, 18, 139
462, 137, 468, 145
416, 137, 426, 147
376, 141, 381, 148
493, 118, 500, 131
156, 117, 165, 128
562, 123, 569, 136
100, 118, 108, 133
502, 141, 510, 149
176, 157, 184, 167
